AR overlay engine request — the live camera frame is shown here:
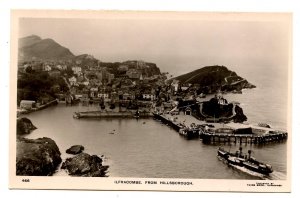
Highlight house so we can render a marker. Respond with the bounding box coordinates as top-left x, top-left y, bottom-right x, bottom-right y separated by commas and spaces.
215, 92, 228, 105
218, 97, 228, 105
43, 65, 52, 71
184, 107, 192, 115
20, 100, 36, 110
82, 81, 89, 86
181, 83, 191, 91
171, 80, 180, 93
123, 92, 135, 100
90, 87, 99, 98
72, 66, 82, 76
97, 92, 109, 100
142, 93, 156, 101
69, 76, 77, 86
74, 94, 83, 99
56, 65, 63, 70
